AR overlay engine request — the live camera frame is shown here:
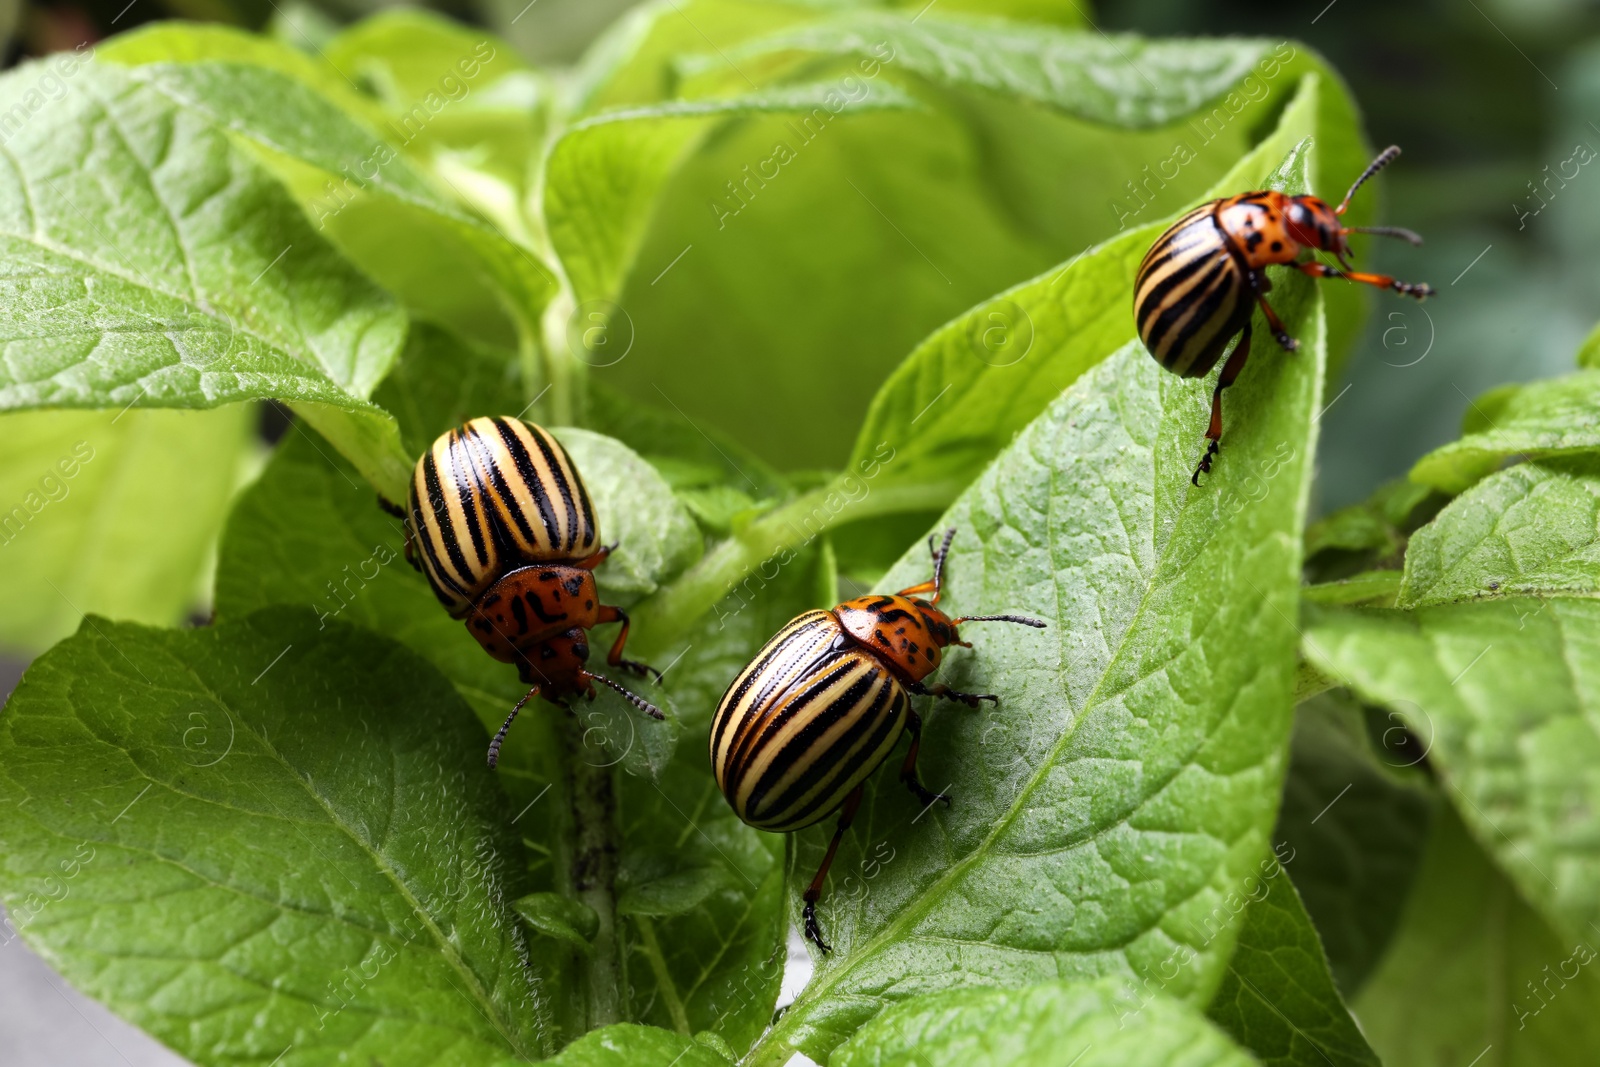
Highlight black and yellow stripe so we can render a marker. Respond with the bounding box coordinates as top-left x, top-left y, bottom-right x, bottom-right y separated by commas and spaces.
407, 417, 601, 616
711, 611, 911, 833
1134, 201, 1252, 379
